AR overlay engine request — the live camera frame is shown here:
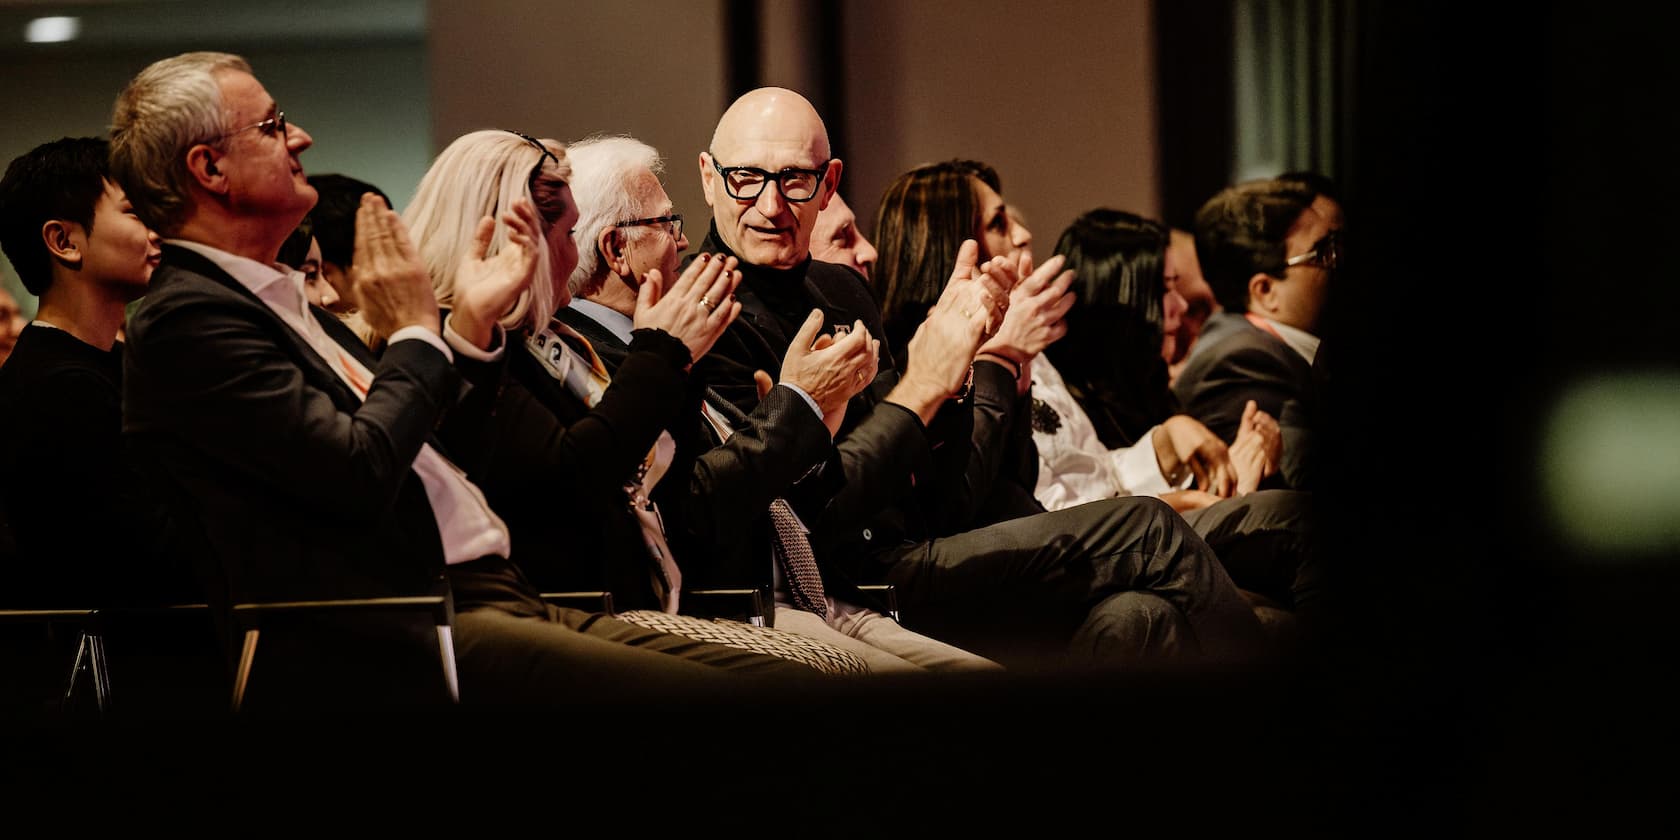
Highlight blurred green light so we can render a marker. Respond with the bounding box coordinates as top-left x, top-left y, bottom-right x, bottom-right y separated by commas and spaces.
1543, 372, 1680, 555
